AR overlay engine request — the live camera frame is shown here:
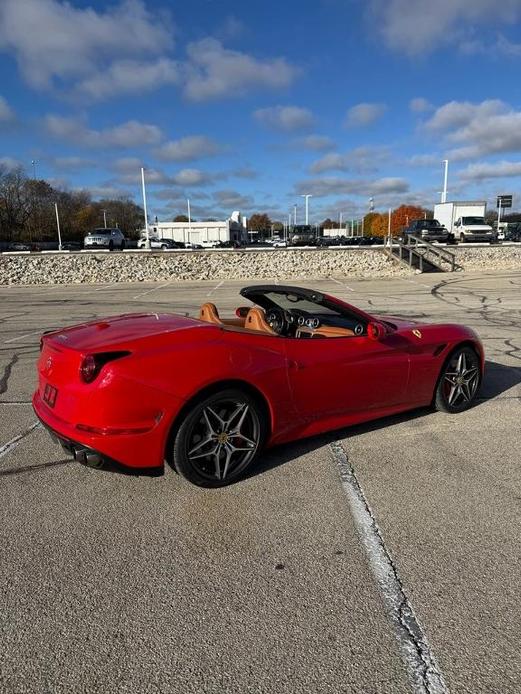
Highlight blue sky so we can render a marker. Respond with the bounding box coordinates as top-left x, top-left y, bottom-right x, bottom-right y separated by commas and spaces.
1, 0, 521, 223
